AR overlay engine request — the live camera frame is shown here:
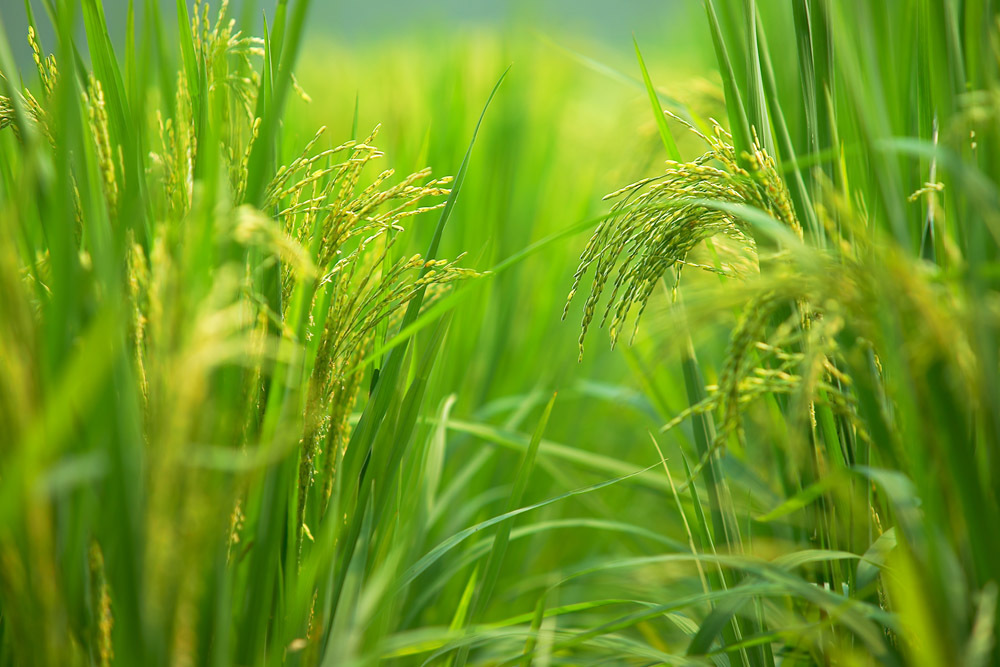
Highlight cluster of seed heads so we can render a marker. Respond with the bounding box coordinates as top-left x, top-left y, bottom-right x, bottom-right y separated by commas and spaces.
271, 122, 479, 520
565, 118, 801, 361
566, 117, 888, 477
